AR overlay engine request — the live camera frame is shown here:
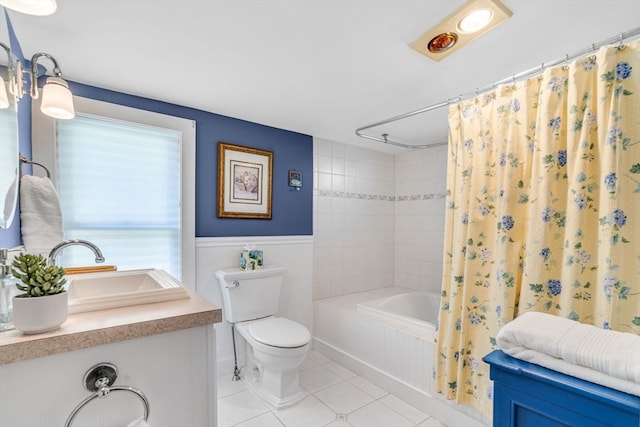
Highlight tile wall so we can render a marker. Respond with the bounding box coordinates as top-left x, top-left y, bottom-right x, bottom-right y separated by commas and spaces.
394, 144, 448, 292
313, 137, 448, 299
313, 138, 396, 299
